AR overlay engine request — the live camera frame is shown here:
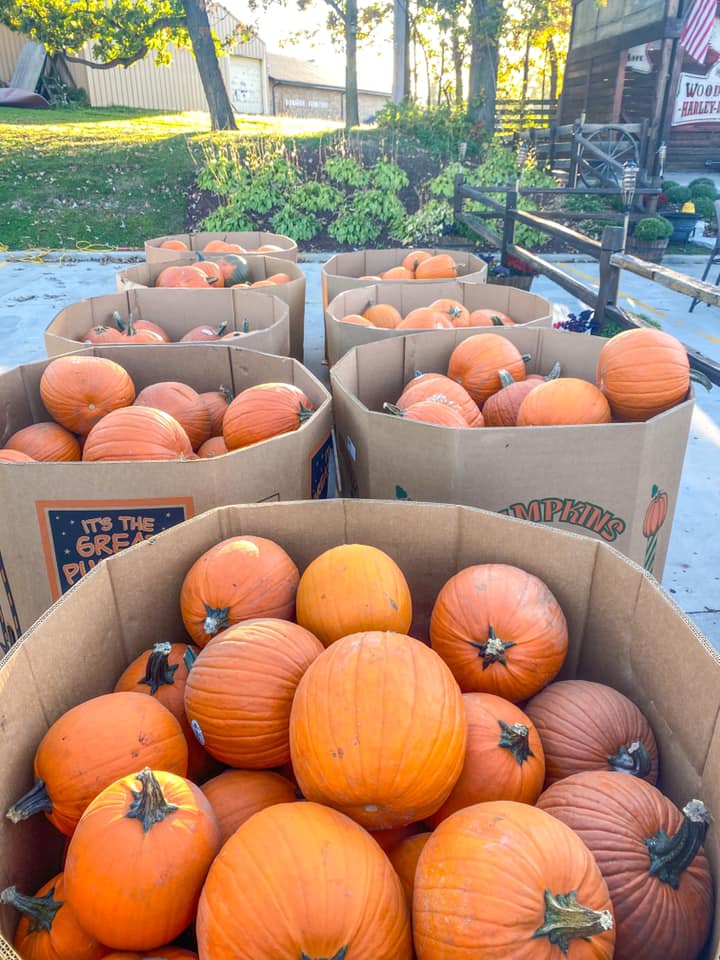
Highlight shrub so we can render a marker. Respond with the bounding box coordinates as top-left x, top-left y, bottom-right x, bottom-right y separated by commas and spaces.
664, 185, 691, 205
692, 196, 716, 221
391, 199, 454, 246
632, 216, 673, 240
373, 100, 476, 159
690, 182, 717, 201
688, 177, 716, 193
